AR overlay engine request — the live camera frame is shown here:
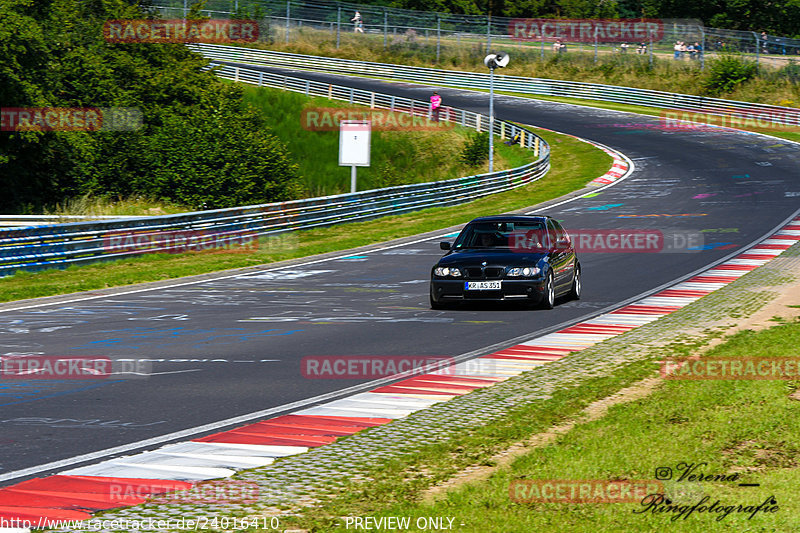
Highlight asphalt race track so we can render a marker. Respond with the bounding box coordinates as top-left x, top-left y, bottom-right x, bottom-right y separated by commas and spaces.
1, 65, 798, 483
